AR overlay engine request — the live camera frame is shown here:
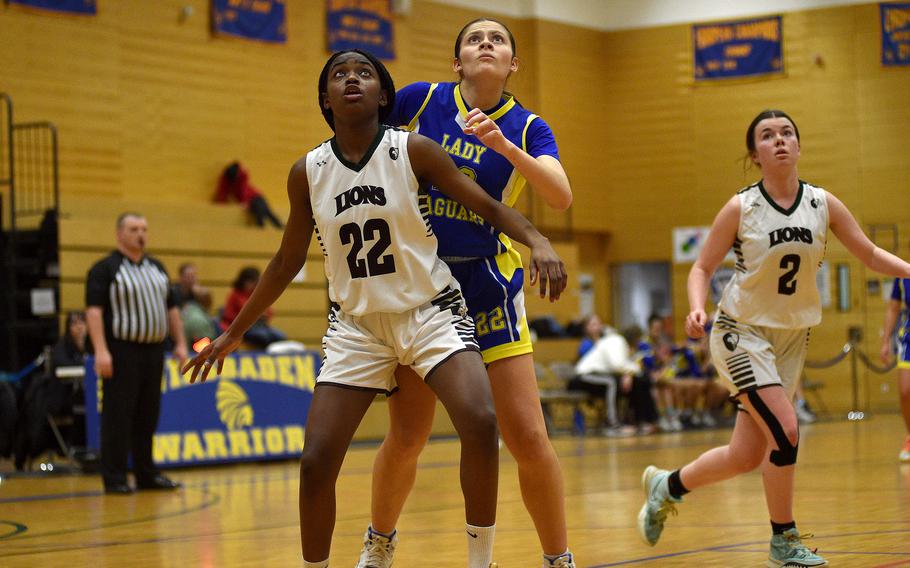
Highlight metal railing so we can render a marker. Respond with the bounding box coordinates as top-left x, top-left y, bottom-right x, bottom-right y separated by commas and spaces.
804, 326, 897, 418
11, 121, 58, 221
